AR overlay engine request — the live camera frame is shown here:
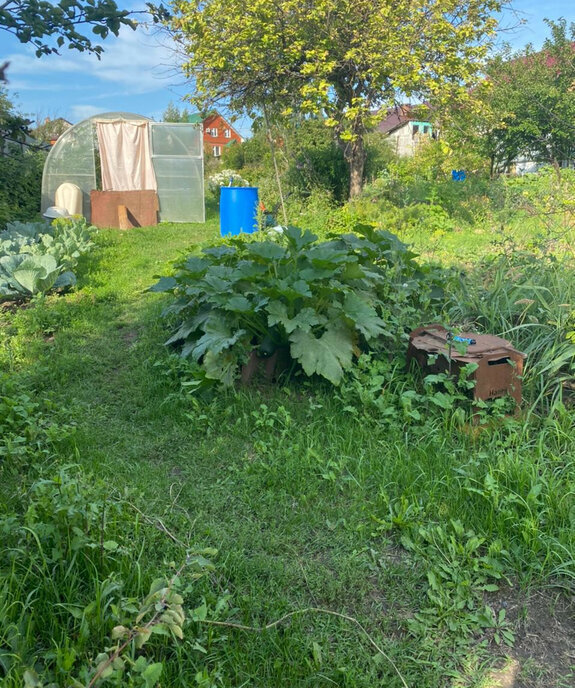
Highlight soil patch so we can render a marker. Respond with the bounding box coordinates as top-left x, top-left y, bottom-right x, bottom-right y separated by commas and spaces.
486, 587, 575, 687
